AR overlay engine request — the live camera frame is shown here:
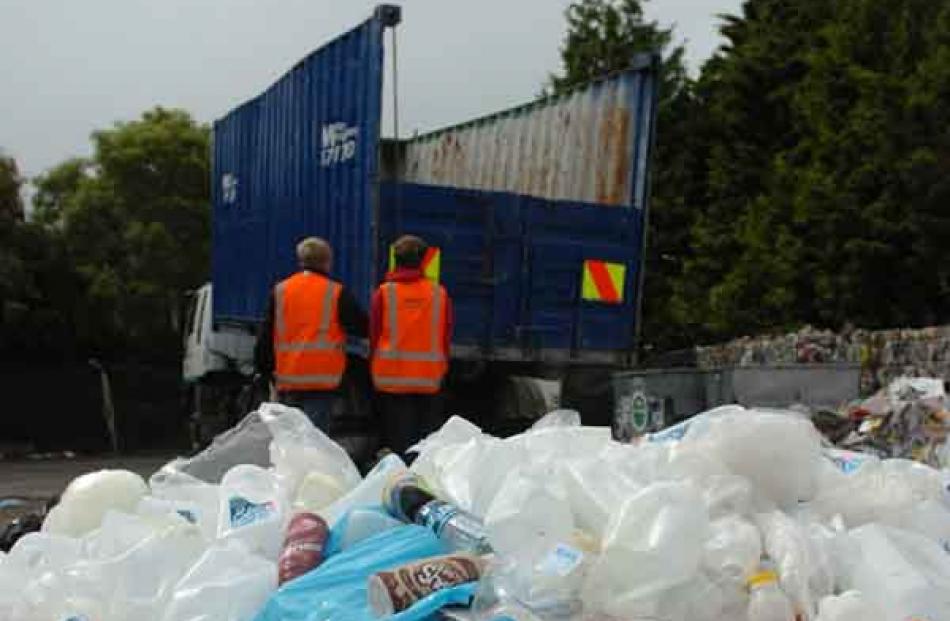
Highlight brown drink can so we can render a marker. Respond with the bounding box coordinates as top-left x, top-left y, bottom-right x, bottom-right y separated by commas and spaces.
367, 553, 484, 616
